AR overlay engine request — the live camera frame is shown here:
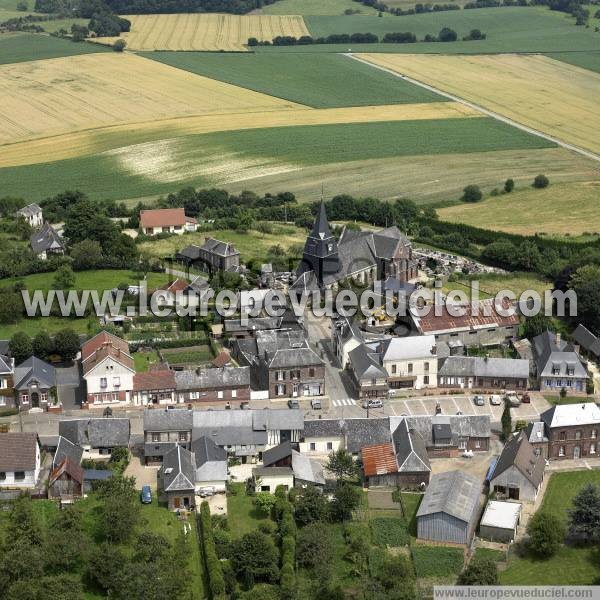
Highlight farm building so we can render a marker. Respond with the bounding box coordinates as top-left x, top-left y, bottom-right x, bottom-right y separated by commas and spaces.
416, 470, 481, 545
479, 500, 521, 543
139, 208, 197, 236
